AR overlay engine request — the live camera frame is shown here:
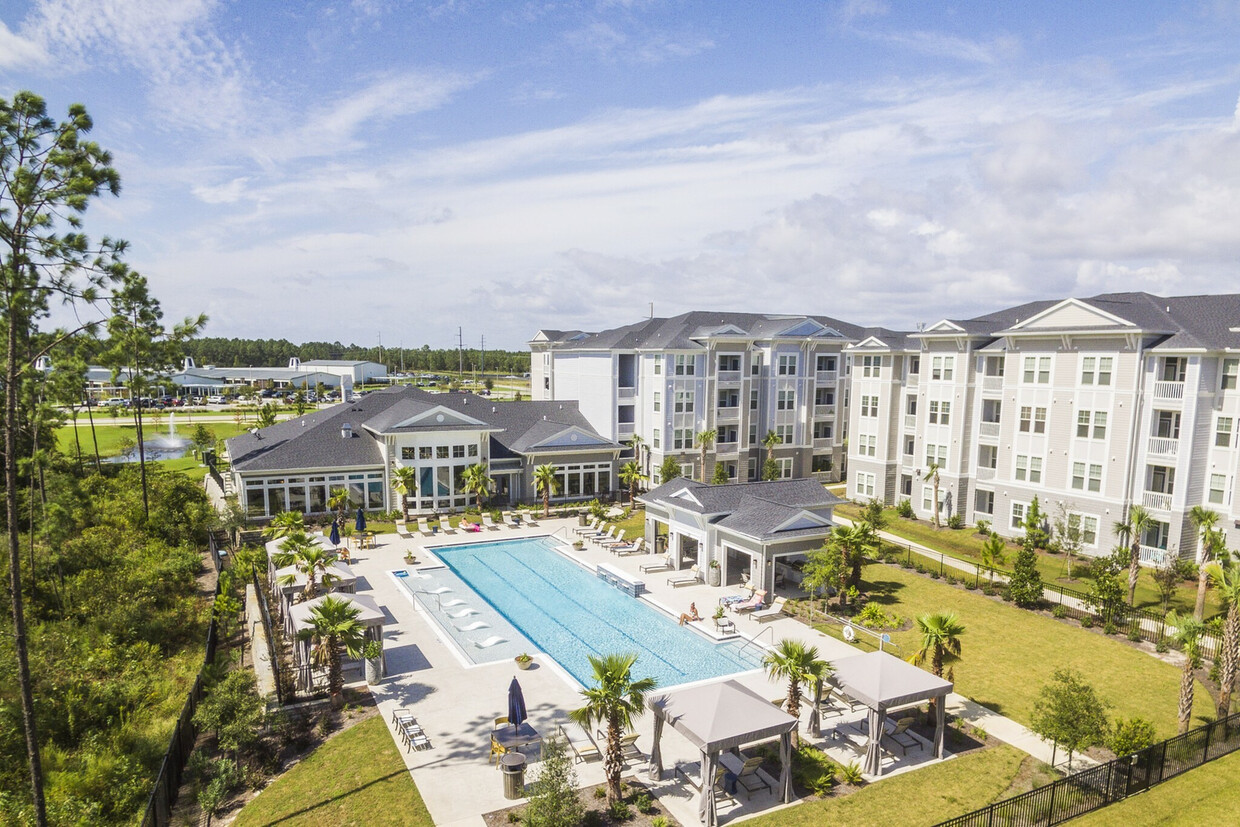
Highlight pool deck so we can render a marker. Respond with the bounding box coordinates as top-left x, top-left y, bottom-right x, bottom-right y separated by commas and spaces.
332, 517, 1037, 825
